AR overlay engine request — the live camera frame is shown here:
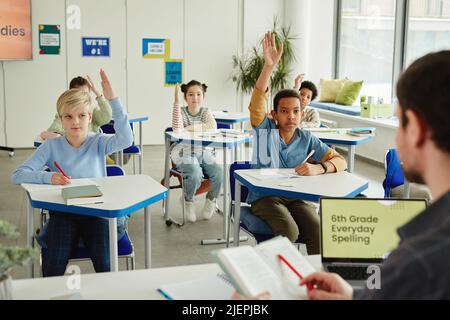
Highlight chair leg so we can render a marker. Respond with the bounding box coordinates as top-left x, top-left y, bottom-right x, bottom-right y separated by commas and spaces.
125, 257, 130, 271
133, 155, 136, 175
131, 255, 136, 270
